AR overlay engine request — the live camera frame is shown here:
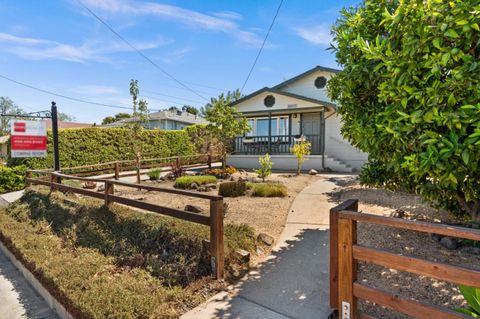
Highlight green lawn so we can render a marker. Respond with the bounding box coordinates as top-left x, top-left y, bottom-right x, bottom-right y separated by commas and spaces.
0, 187, 256, 318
